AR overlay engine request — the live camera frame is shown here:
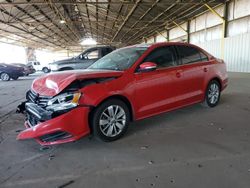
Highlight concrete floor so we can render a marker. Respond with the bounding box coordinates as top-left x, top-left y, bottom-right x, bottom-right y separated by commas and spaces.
0, 72, 250, 188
